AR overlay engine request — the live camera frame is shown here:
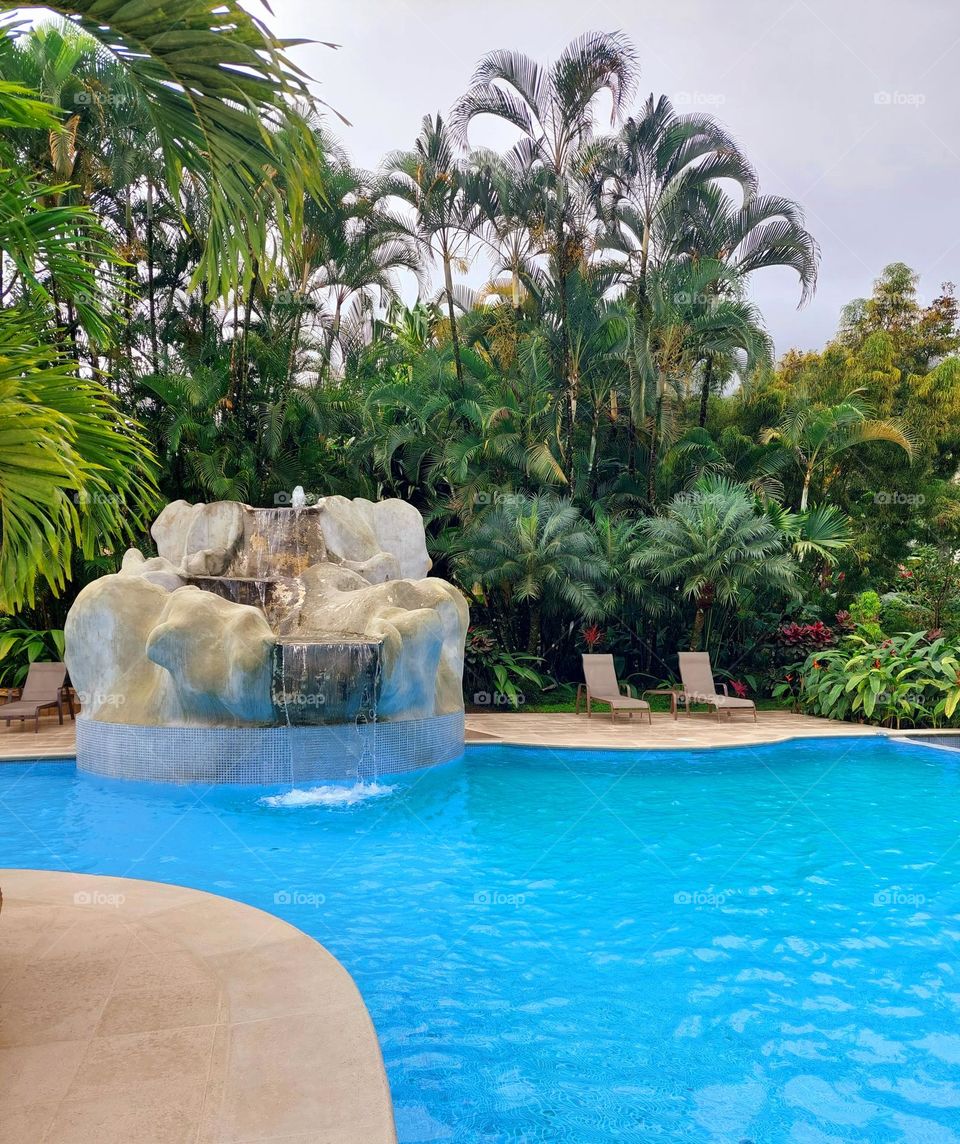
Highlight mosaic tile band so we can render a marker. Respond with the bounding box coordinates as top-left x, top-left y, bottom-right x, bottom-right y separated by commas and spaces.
76, 712, 465, 783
